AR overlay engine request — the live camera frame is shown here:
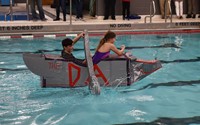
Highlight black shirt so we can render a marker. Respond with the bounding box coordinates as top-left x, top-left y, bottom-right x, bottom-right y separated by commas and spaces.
61, 50, 86, 67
